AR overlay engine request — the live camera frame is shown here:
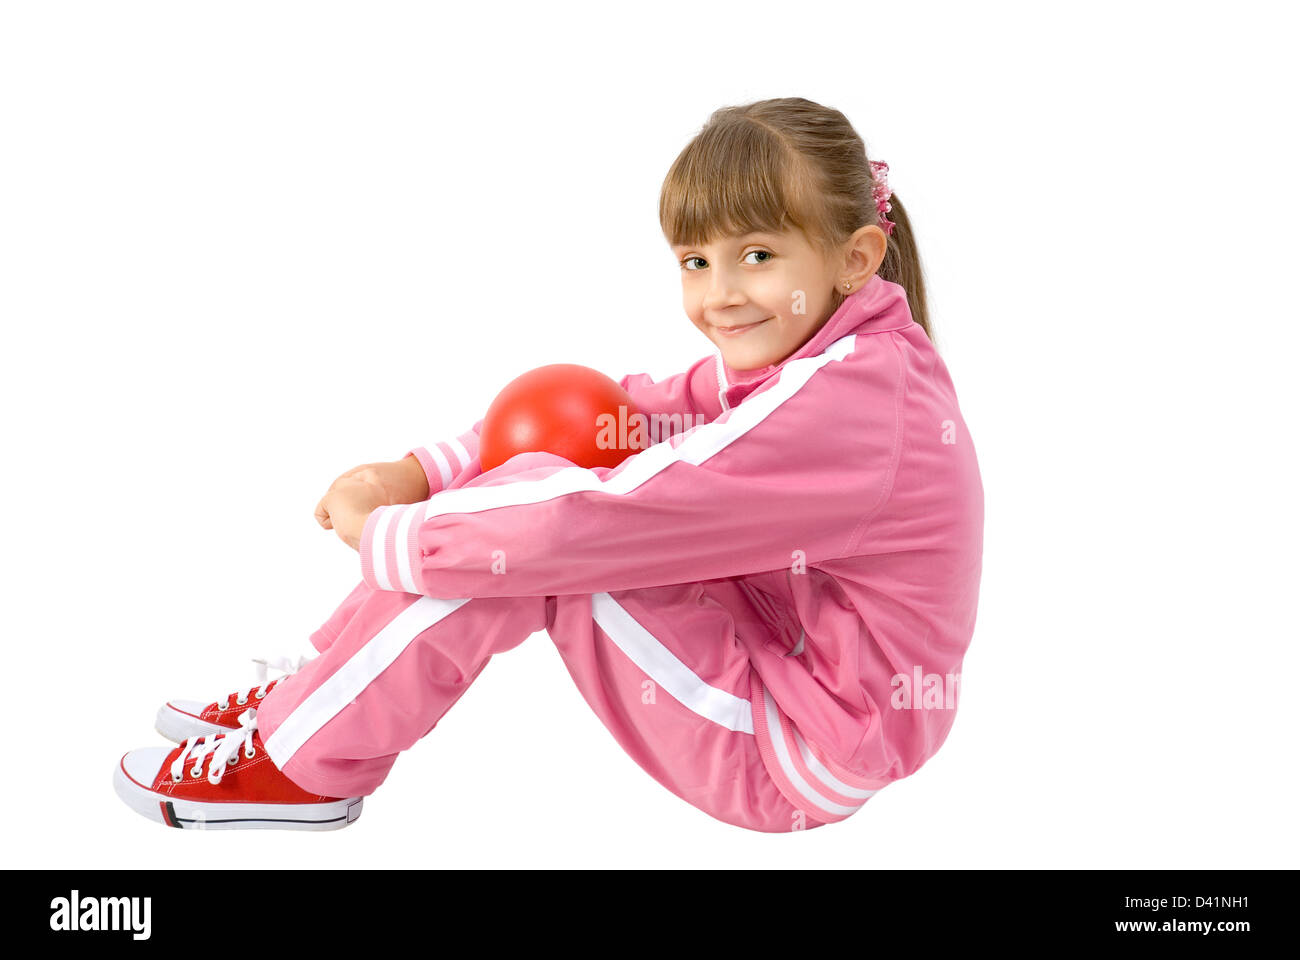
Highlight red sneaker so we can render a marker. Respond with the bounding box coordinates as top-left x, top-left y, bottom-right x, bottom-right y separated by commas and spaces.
115, 708, 362, 831
155, 655, 310, 743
